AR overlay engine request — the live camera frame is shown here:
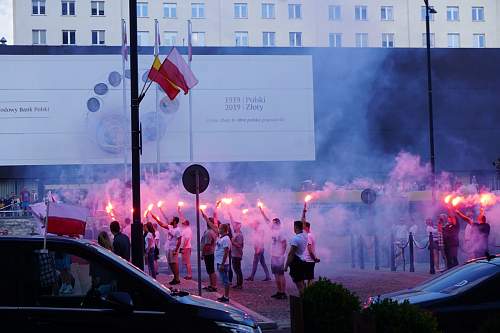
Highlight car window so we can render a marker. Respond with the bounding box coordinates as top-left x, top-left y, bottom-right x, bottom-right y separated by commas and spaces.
0, 245, 18, 306
416, 262, 499, 294
18, 242, 168, 311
